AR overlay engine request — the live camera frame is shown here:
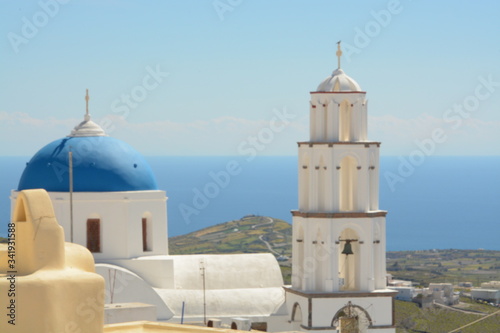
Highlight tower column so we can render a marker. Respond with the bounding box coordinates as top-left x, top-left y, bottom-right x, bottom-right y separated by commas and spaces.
361, 102, 368, 141
326, 102, 337, 141
310, 105, 317, 141
351, 102, 360, 141
358, 162, 369, 212
331, 151, 341, 212
316, 105, 325, 141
